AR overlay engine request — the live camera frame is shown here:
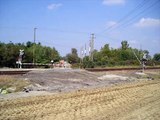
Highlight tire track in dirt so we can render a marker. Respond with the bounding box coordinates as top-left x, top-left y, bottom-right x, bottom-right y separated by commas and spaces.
0, 80, 160, 120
